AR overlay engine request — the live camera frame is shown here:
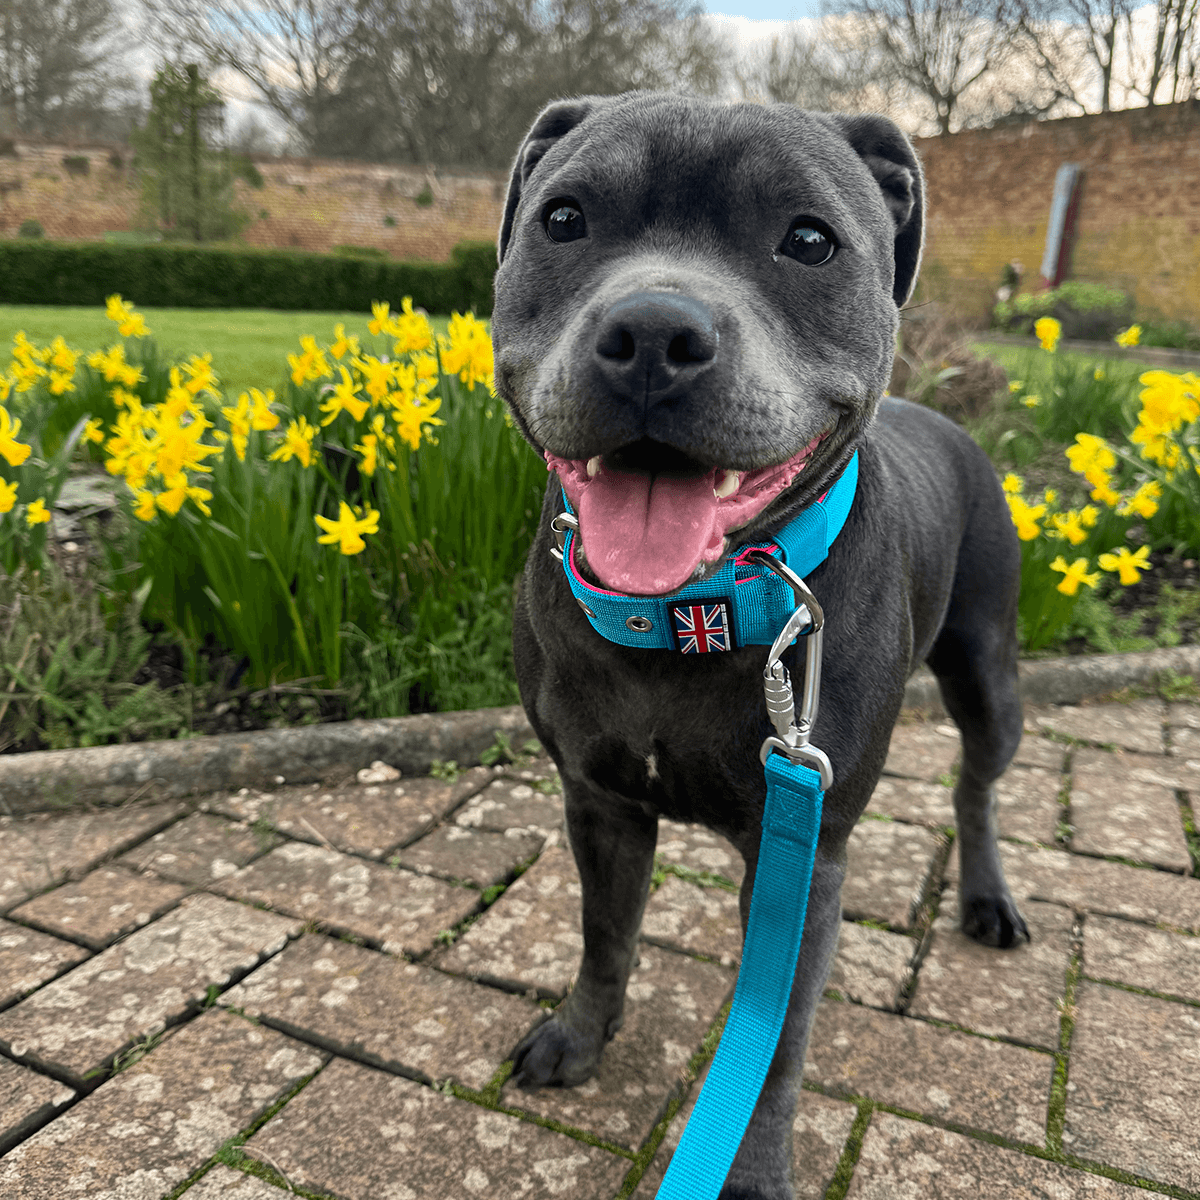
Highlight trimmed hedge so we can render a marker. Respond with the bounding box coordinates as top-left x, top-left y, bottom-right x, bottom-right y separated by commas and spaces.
0, 238, 498, 315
